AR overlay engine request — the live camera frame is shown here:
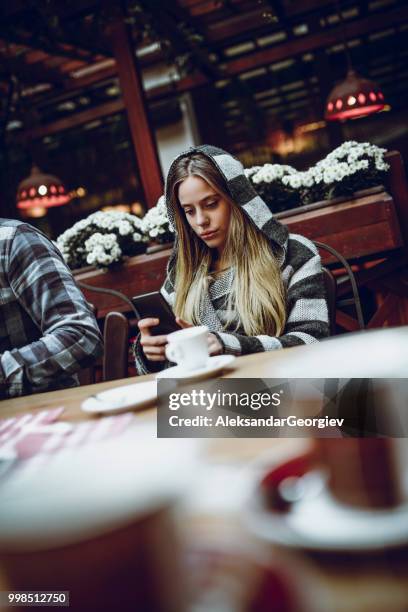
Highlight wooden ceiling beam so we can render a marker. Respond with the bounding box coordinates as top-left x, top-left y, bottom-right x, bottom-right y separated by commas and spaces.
203, 3, 305, 42
49, 63, 117, 93
284, 0, 339, 18
6, 1, 408, 139
0, 52, 67, 86
52, 23, 111, 58
14, 66, 408, 145
139, 0, 221, 81
225, 5, 408, 76
145, 72, 208, 100
17, 98, 124, 141
0, 3, 112, 61
206, 9, 272, 42
24, 43, 175, 109
14, 0, 408, 128
4, 44, 167, 108
181, 0, 262, 19
14, 1, 408, 101
0, 28, 98, 63
204, 1, 401, 45
0, 0, 99, 22
13, 70, 208, 142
